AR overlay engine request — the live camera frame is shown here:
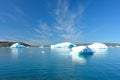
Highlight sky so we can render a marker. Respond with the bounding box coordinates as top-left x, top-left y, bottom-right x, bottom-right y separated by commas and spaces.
0, 0, 120, 45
